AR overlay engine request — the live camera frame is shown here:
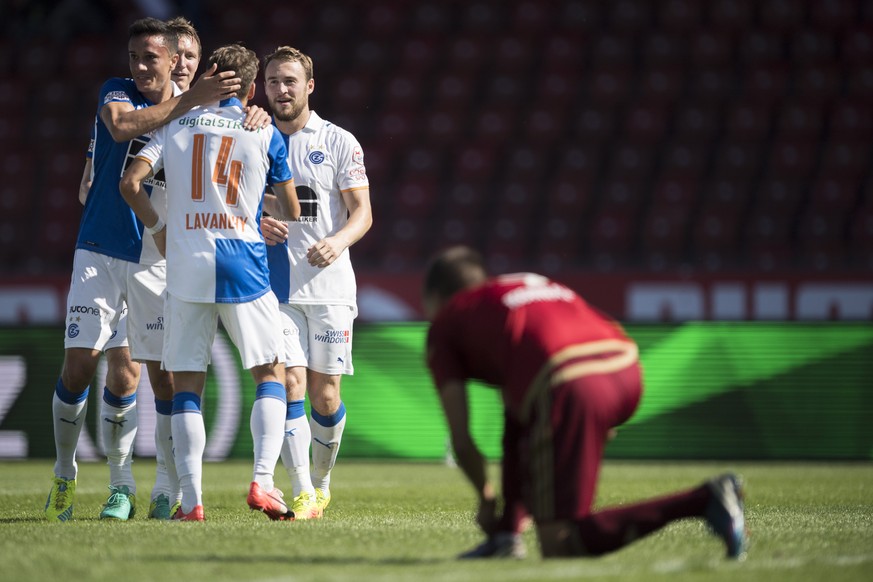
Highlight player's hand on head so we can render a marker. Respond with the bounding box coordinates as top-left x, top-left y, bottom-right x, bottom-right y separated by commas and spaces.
243, 105, 271, 131
188, 63, 242, 105
261, 216, 288, 246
